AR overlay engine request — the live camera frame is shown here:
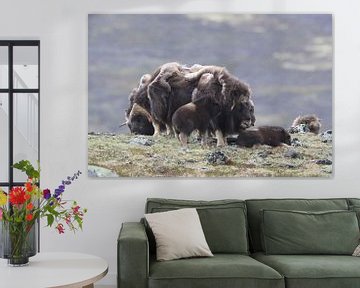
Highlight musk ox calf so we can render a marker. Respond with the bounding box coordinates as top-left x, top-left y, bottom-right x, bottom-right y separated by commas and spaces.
172, 101, 221, 147
236, 126, 291, 148
291, 114, 321, 134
